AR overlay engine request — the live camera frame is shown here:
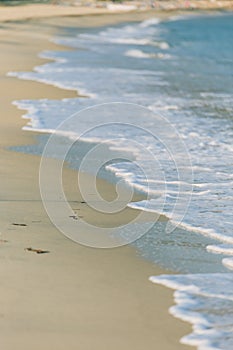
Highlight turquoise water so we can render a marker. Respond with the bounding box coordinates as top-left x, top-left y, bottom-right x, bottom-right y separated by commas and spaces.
10, 13, 233, 349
